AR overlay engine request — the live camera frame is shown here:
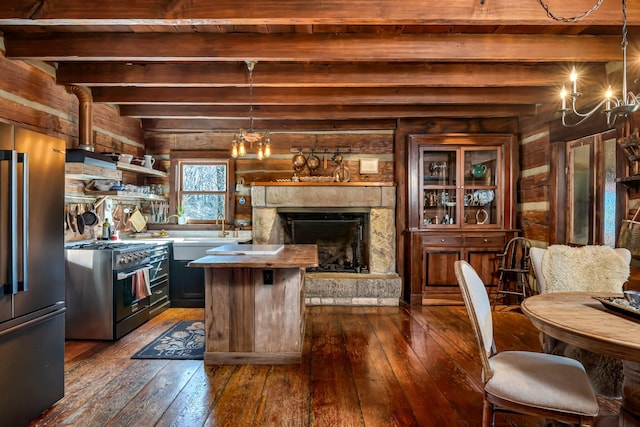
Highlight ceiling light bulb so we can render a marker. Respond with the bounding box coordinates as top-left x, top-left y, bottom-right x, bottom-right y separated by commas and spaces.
569, 67, 578, 94
257, 144, 264, 160
569, 67, 578, 83
606, 85, 613, 110
264, 142, 271, 158
231, 142, 238, 158
560, 85, 567, 110
238, 141, 246, 157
